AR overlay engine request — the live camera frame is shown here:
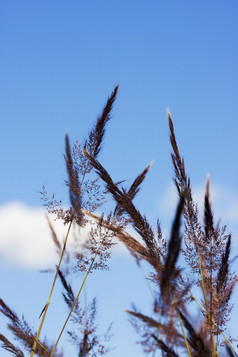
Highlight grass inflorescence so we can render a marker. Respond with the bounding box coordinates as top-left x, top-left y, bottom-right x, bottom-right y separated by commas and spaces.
0, 87, 237, 357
